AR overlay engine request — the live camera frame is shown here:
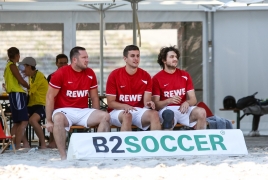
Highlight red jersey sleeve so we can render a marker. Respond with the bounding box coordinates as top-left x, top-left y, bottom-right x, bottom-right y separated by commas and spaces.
185, 71, 194, 92
152, 75, 161, 96
106, 70, 117, 96
144, 72, 152, 93
49, 67, 63, 89
88, 68, 98, 90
